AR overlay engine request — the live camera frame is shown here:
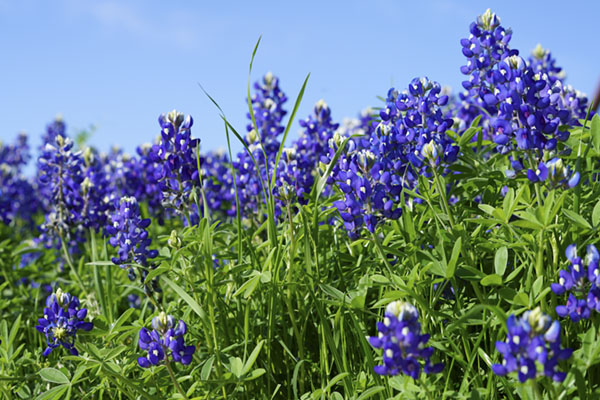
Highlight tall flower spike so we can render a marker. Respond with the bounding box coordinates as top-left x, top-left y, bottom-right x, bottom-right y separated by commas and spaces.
368, 300, 443, 378
491, 308, 572, 382
331, 77, 457, 238
137, 311, 195, 368
107, 196, 158, 282
35, 288, 93, 356
148, 110, 201, 225
37, 134, 85, 259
